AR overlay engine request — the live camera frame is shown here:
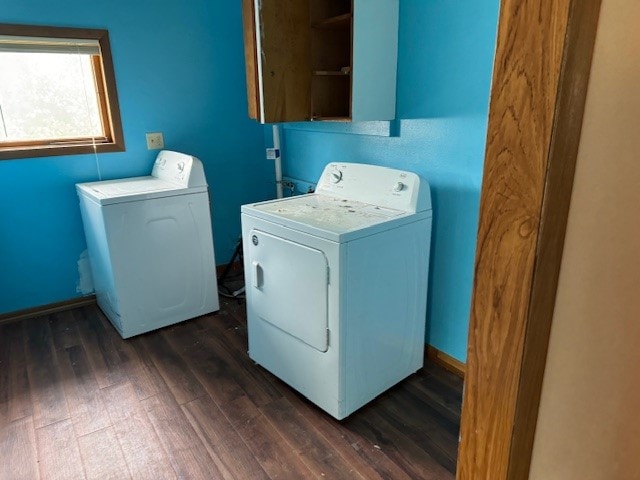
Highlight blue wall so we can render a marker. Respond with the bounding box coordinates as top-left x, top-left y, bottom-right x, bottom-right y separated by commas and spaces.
0, 1, 274, 314
0, 0, 499, 362
280, 0, 499, 361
